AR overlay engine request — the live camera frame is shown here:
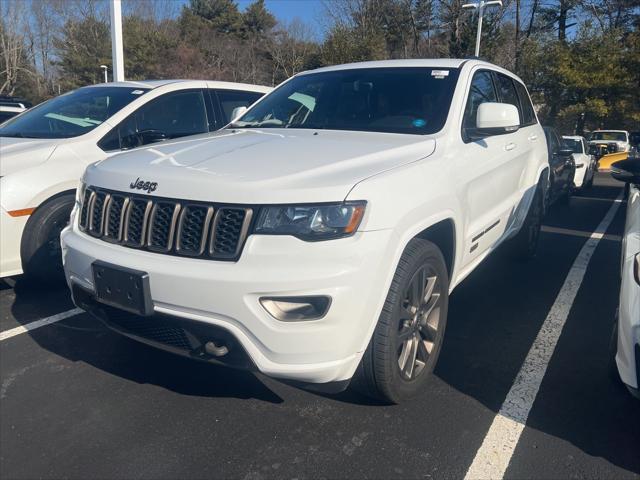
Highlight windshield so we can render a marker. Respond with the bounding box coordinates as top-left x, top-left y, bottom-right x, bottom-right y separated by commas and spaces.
589, 131, 627, 142
233, 67, 460, 135
563, 138, 583, 153
0, 86, 149, 139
